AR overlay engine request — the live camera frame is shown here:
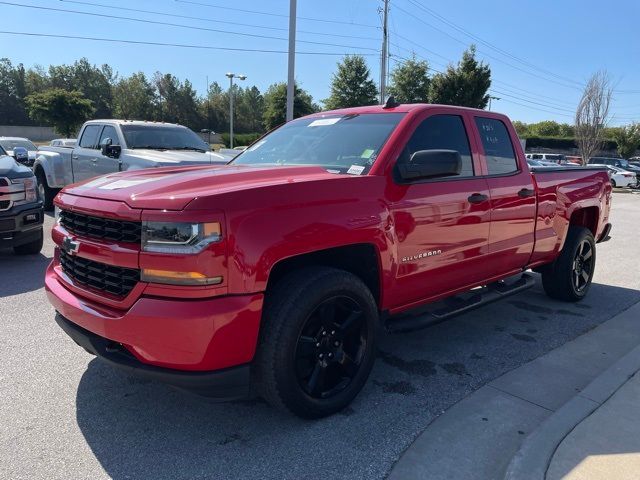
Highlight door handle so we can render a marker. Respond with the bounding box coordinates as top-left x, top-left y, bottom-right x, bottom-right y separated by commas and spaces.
91, 158, 98, 163
71, 155, 79, 160
467, 193, 489, 204
518, 188, 535, 198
